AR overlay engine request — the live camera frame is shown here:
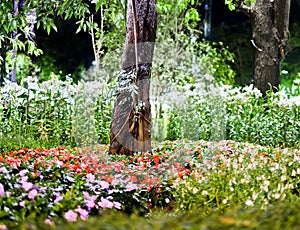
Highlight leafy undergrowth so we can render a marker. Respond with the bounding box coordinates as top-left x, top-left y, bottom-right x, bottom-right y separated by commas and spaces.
1, 140, 300, 229
15, 200, 300, 230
